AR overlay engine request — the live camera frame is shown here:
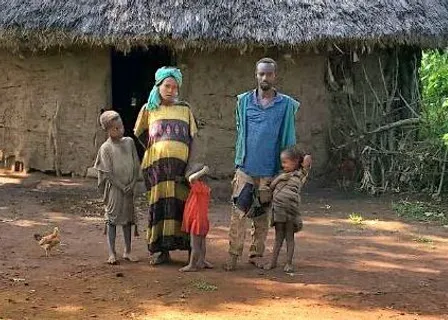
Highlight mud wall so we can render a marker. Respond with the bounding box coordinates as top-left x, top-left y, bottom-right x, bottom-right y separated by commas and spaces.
178, 49, 330, 178
0, 49, 110, 175
0, 47, 331, 179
